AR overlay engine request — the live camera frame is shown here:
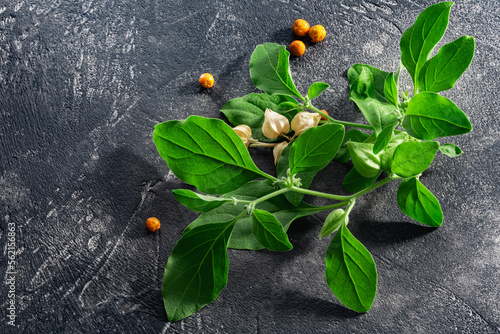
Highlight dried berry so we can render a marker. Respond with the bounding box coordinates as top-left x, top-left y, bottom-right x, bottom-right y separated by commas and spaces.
146, 217, 161, 232
319, 109, 329, 121
292, 19, 310, 37
199, 73, 214, 88
289, 40, 306, 57
309, 25, 326, 43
